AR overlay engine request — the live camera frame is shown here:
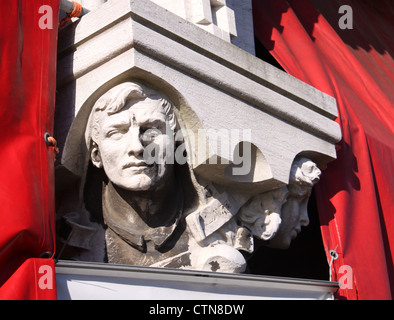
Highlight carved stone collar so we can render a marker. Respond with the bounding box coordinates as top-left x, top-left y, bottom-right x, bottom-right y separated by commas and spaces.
102, 181, 184, 252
